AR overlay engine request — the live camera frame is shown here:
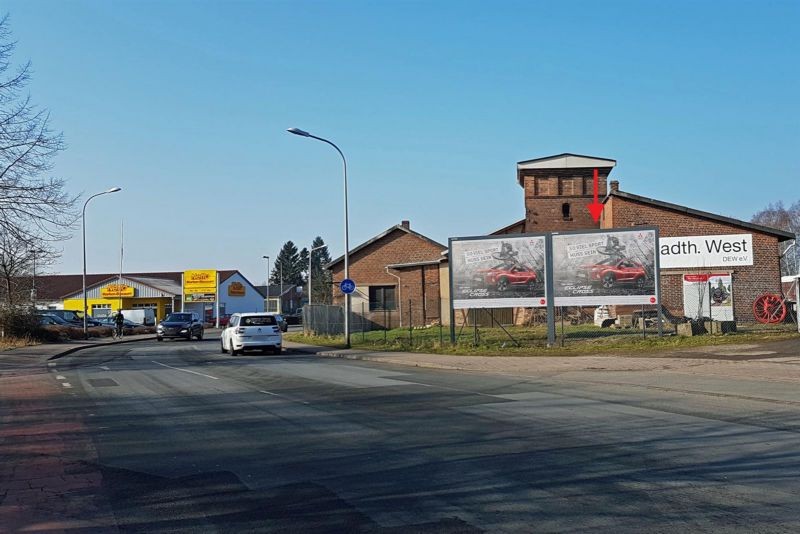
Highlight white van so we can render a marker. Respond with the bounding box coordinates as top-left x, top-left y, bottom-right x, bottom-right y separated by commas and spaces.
119, 308, 156, 326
